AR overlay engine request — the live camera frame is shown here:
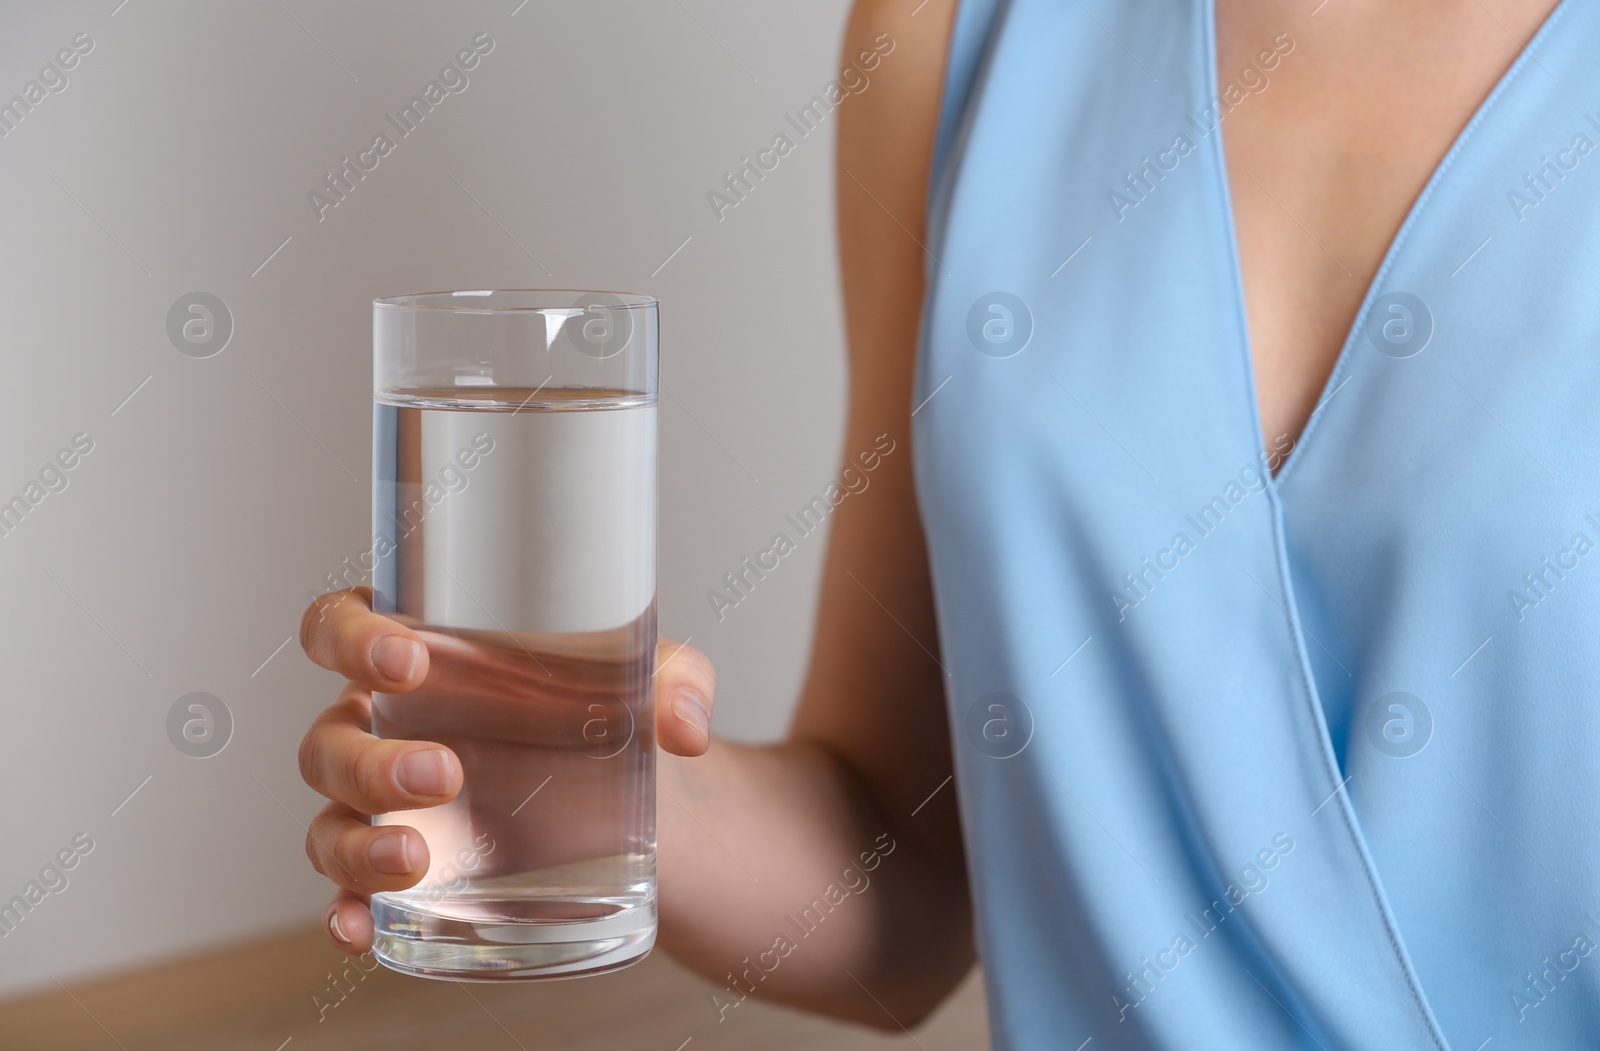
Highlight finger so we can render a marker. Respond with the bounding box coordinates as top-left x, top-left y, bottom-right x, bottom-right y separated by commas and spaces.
299, 687, 463, 813
306, 801, 432, 893
653, 637, 716, 756
300, 587, 431, 692
324, 891, 375, 954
